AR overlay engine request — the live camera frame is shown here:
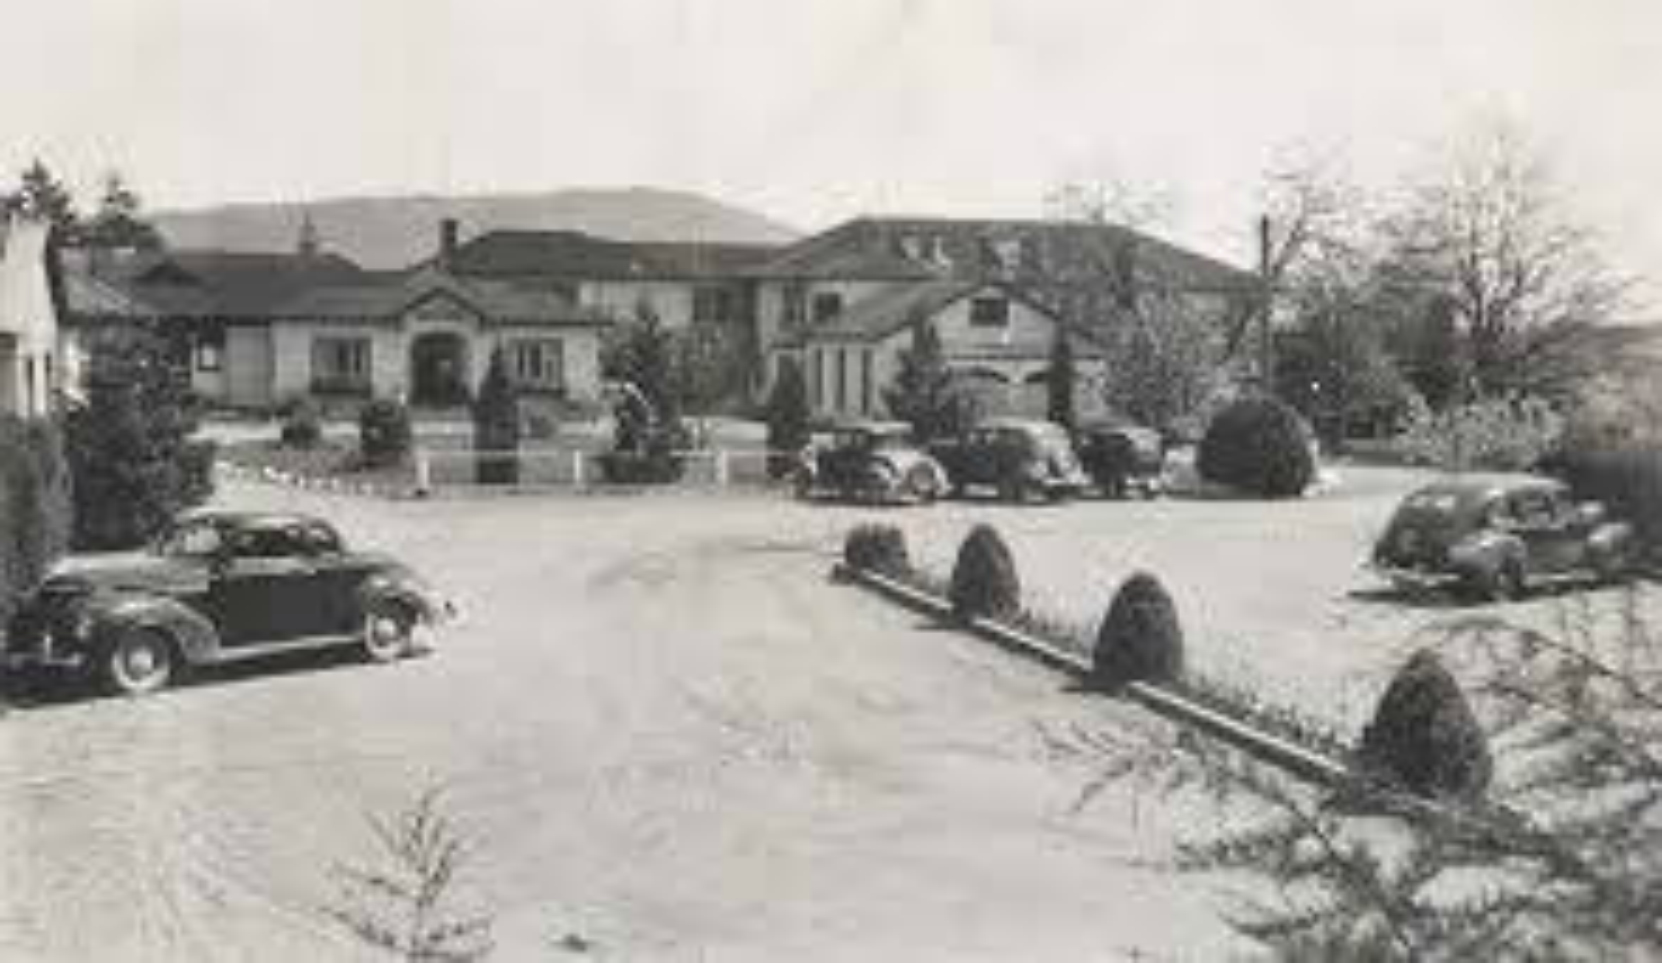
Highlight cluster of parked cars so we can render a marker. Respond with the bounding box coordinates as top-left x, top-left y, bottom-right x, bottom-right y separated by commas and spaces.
793, 417, 1167, 506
